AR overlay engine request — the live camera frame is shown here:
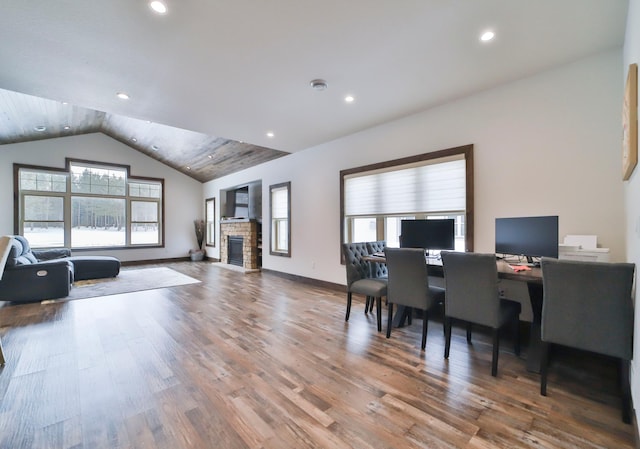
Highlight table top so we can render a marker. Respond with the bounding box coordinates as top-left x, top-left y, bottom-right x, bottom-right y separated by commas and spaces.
364, 254, 543, 284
